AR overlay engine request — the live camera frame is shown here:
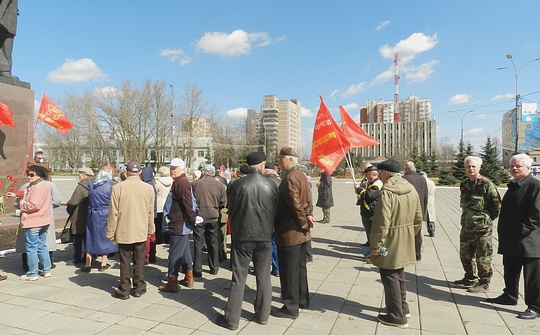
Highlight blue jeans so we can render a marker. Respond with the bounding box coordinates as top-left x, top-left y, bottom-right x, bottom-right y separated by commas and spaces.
25, 226, 51, 276
168, 234, 192, 278
271, 234, 279, 274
